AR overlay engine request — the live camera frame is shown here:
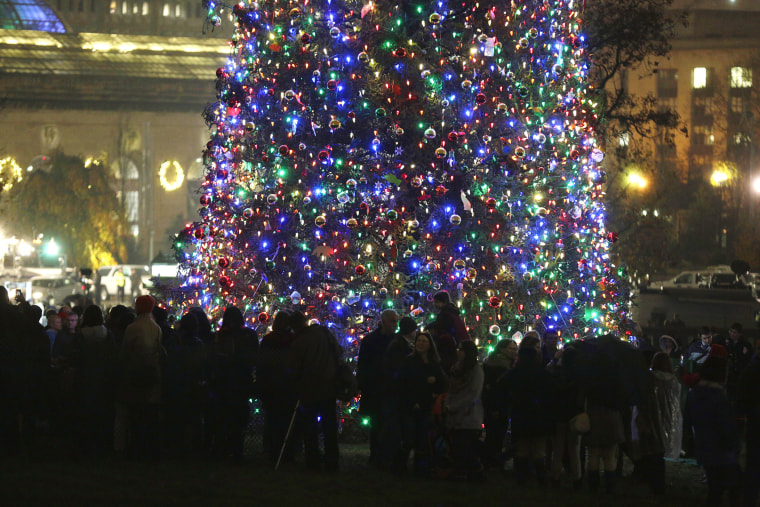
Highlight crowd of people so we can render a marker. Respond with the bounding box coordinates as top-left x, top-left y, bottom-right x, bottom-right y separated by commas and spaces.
1, 285, 760, 505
